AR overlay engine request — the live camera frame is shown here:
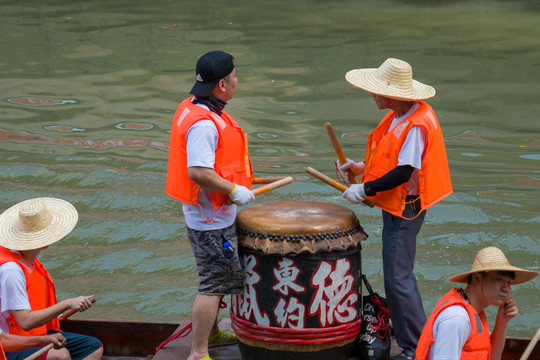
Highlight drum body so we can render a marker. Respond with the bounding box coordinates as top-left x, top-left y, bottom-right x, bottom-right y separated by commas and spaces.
231, 201, 368, 360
